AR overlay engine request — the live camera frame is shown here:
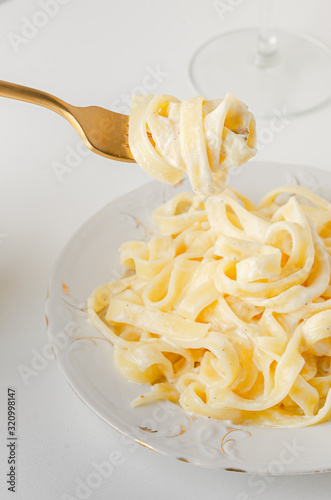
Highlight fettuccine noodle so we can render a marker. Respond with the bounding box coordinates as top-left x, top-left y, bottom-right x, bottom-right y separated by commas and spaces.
129, 93, 256, 196
88, 185, 331, 427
